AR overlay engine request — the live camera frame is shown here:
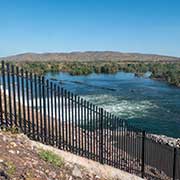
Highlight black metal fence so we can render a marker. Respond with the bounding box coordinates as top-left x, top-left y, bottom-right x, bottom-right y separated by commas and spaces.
0, 61, 179, 180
